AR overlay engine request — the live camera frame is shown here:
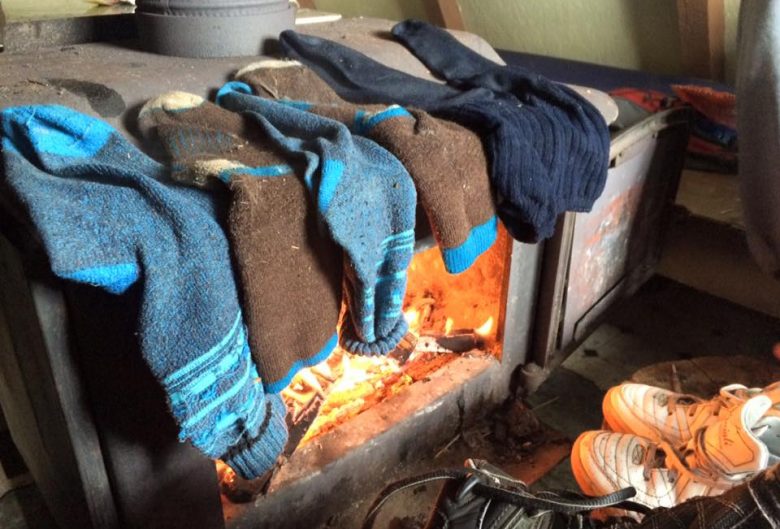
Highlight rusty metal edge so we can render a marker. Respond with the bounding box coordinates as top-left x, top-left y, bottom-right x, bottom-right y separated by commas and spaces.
531, 107, 691, 372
